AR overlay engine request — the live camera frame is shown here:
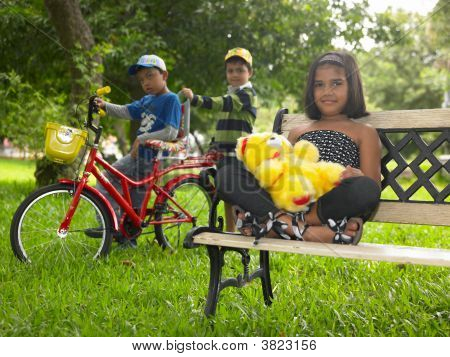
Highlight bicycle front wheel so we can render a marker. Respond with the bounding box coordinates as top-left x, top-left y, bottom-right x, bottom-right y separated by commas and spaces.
10, 183, 113, 263
154, 177, 214, 249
